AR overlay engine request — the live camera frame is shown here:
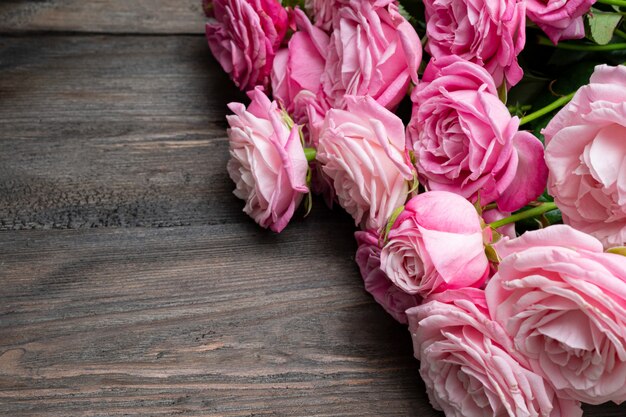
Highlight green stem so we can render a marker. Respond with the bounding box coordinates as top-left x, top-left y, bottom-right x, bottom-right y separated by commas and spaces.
597, 0, 626, 7
304, 147, 316, 162
615, 28, 626, 41
519, 92, 575, 126
538, 35, 626, 51
489, 202, 558, 229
